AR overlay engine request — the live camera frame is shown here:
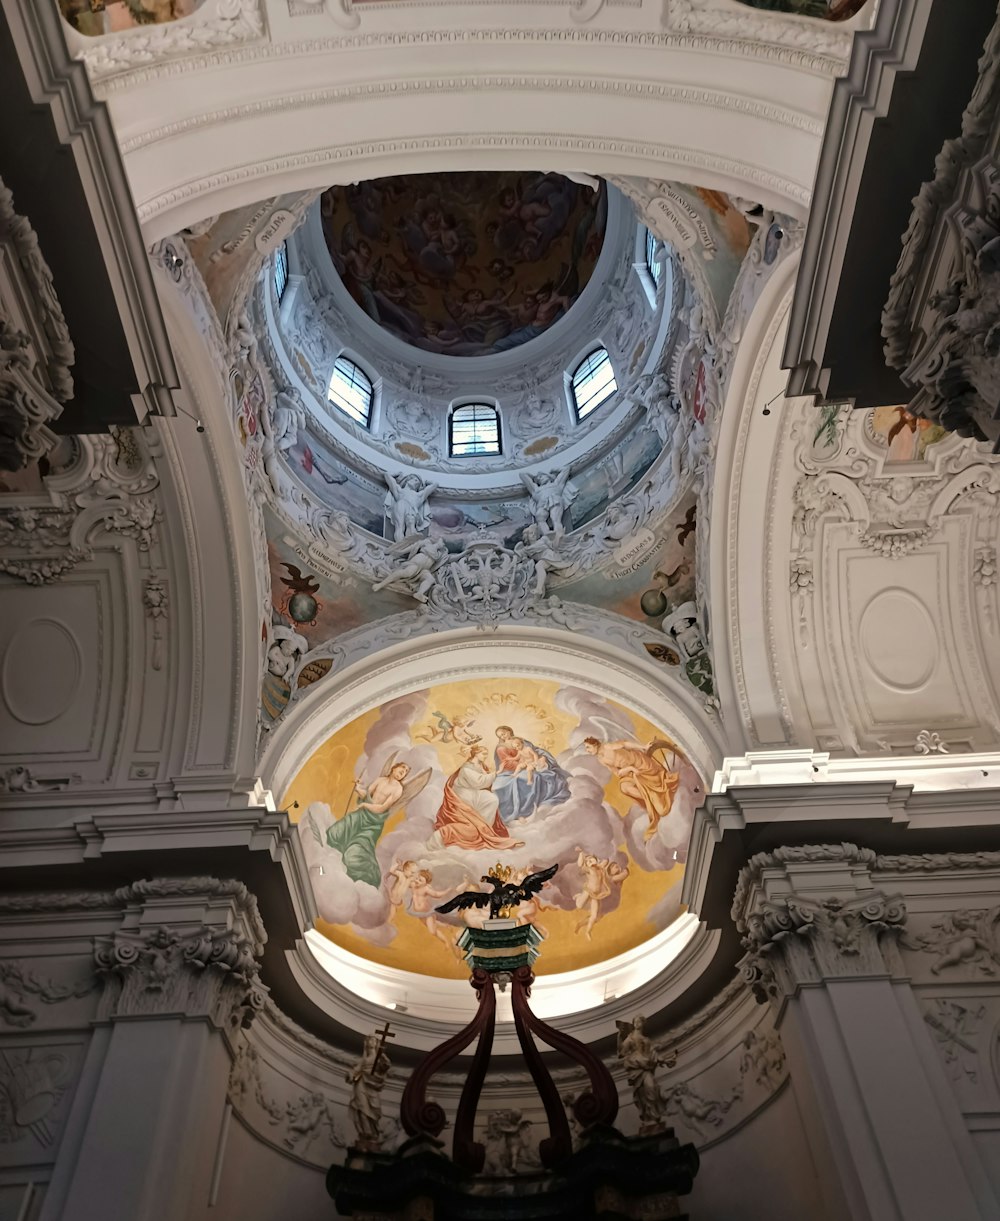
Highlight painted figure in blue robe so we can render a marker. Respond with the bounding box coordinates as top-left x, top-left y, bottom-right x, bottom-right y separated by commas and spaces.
492, 725, 570, 823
